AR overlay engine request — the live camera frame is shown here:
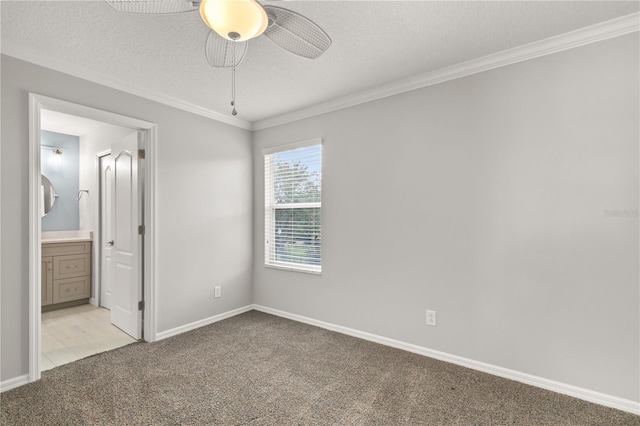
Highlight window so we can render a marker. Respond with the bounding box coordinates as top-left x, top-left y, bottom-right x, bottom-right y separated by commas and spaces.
264, 140, 322, 273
